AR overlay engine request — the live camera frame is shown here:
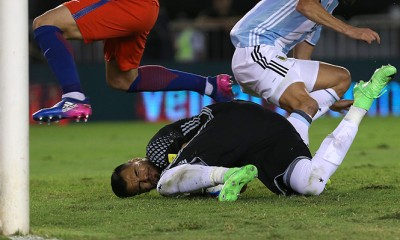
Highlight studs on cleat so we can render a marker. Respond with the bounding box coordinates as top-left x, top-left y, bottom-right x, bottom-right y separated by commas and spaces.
35, 115, 90, 124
